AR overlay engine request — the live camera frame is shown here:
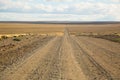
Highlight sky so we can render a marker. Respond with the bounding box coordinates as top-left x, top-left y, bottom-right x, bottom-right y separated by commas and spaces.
0, 0, 120, 21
